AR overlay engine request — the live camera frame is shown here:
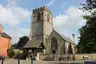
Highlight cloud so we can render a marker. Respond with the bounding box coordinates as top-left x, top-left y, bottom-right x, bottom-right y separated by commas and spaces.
53, 6, 87, 44
0, 0, 31, 27
4, 28, 30, 44
46, 0, 55, 7
0, 0, 31, 44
